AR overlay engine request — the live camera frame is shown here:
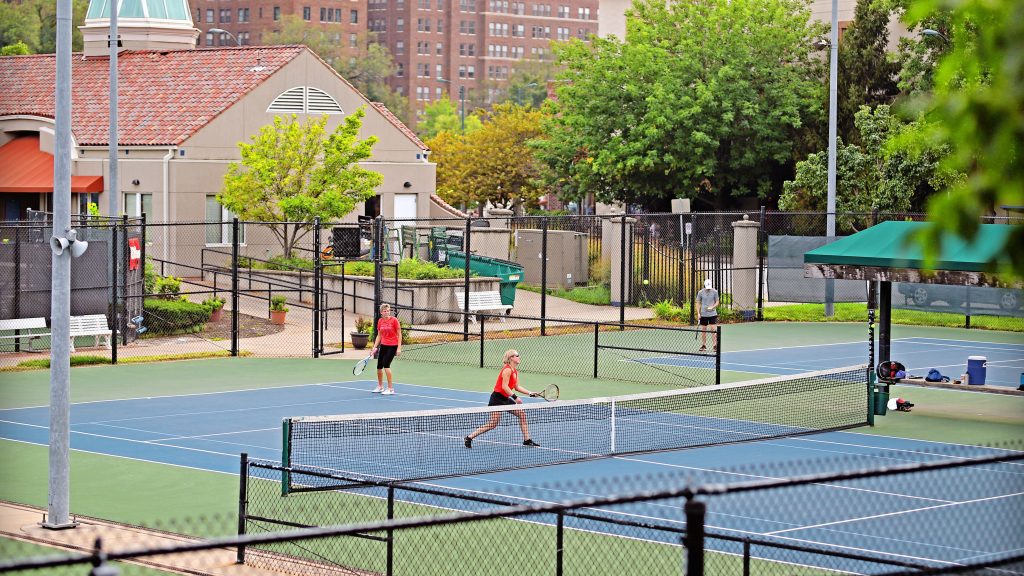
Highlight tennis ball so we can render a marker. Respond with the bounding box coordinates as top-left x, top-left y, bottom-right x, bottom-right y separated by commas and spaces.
642, 279, 649, 285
